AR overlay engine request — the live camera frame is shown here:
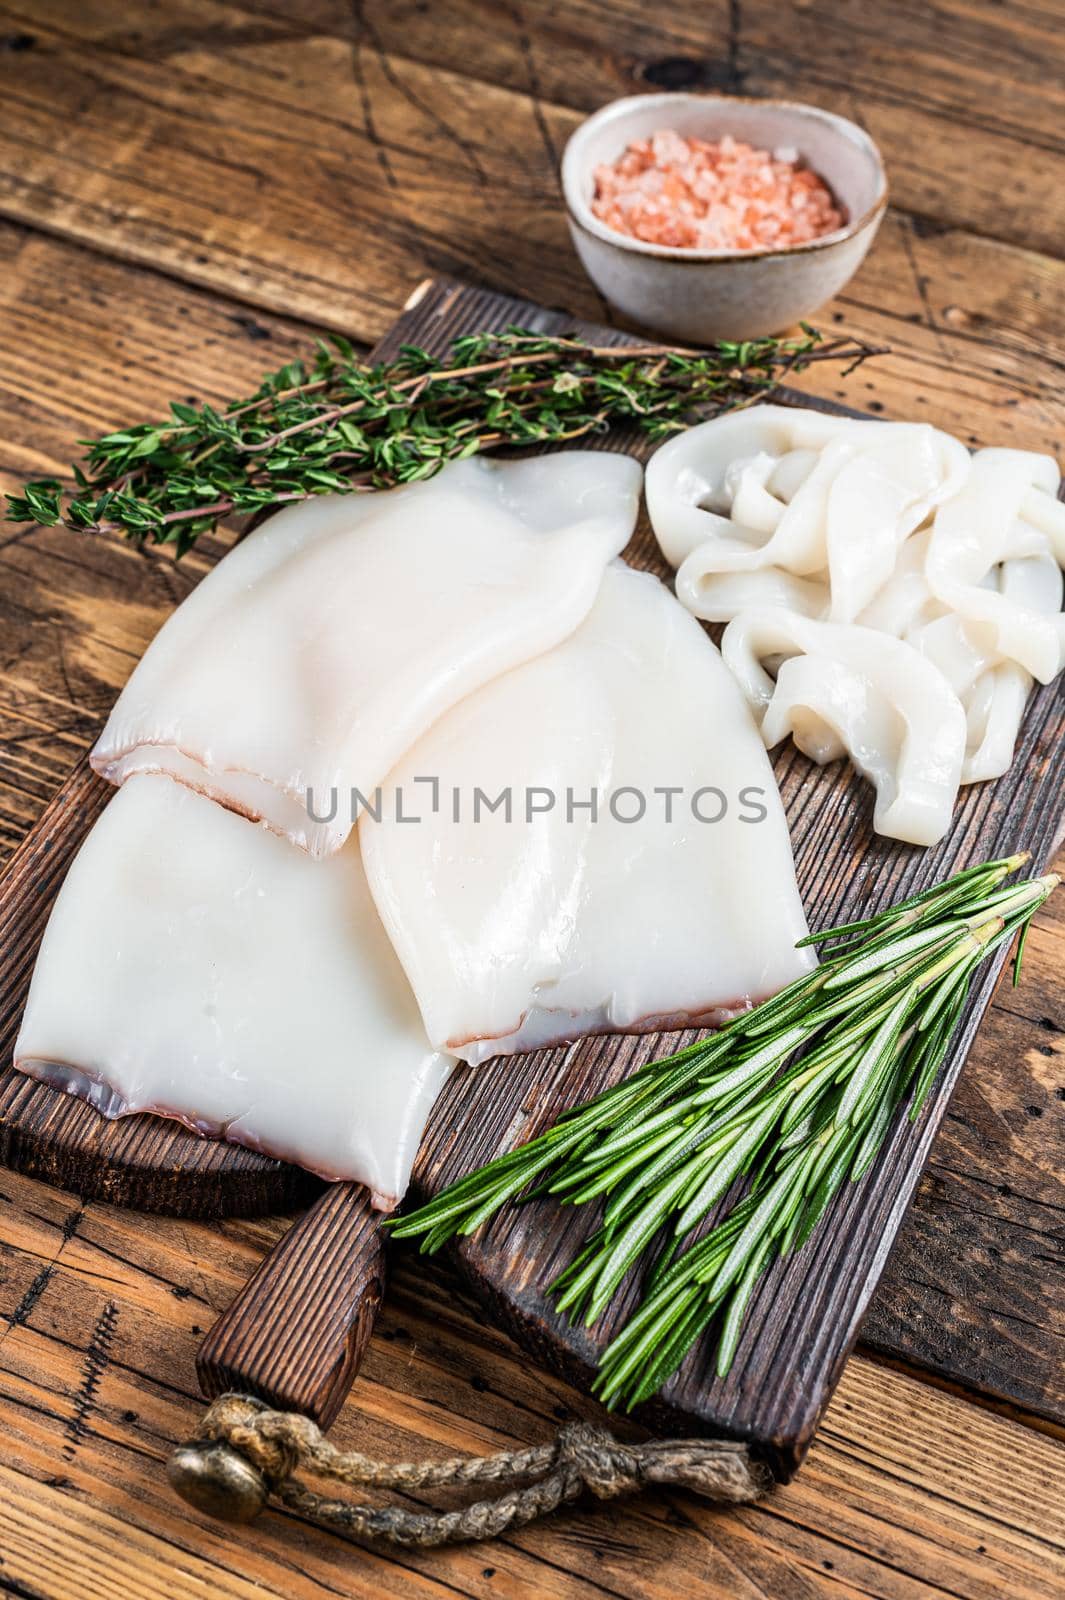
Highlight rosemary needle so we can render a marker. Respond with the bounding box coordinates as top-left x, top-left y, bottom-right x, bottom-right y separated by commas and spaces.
387, 856, 1059, 1409
5, 325, 877, 555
